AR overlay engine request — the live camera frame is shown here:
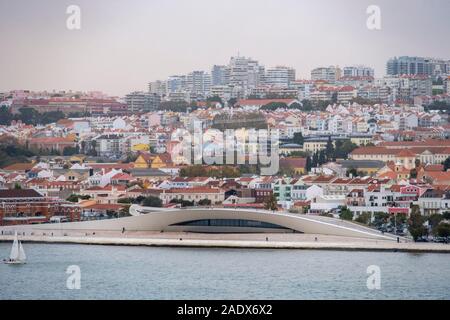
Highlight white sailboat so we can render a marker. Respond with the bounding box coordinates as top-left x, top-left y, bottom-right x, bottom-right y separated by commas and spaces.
4, 231, 26, 265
